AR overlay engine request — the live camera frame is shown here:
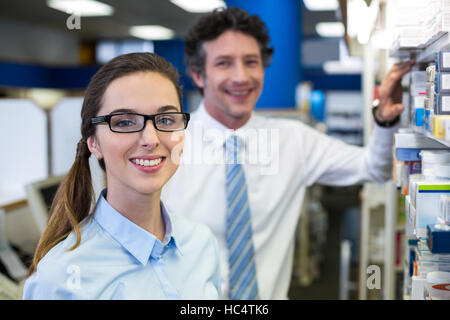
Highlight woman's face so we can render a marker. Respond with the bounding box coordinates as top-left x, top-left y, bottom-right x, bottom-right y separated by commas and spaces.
87, 71, 184, 198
